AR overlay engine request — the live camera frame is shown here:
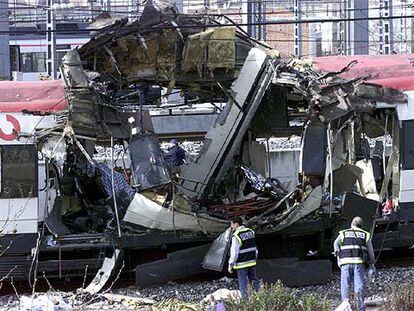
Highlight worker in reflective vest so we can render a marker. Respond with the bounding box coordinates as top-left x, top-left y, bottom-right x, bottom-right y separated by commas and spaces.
334, 216, 375, 311
228, 216, 260, 299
